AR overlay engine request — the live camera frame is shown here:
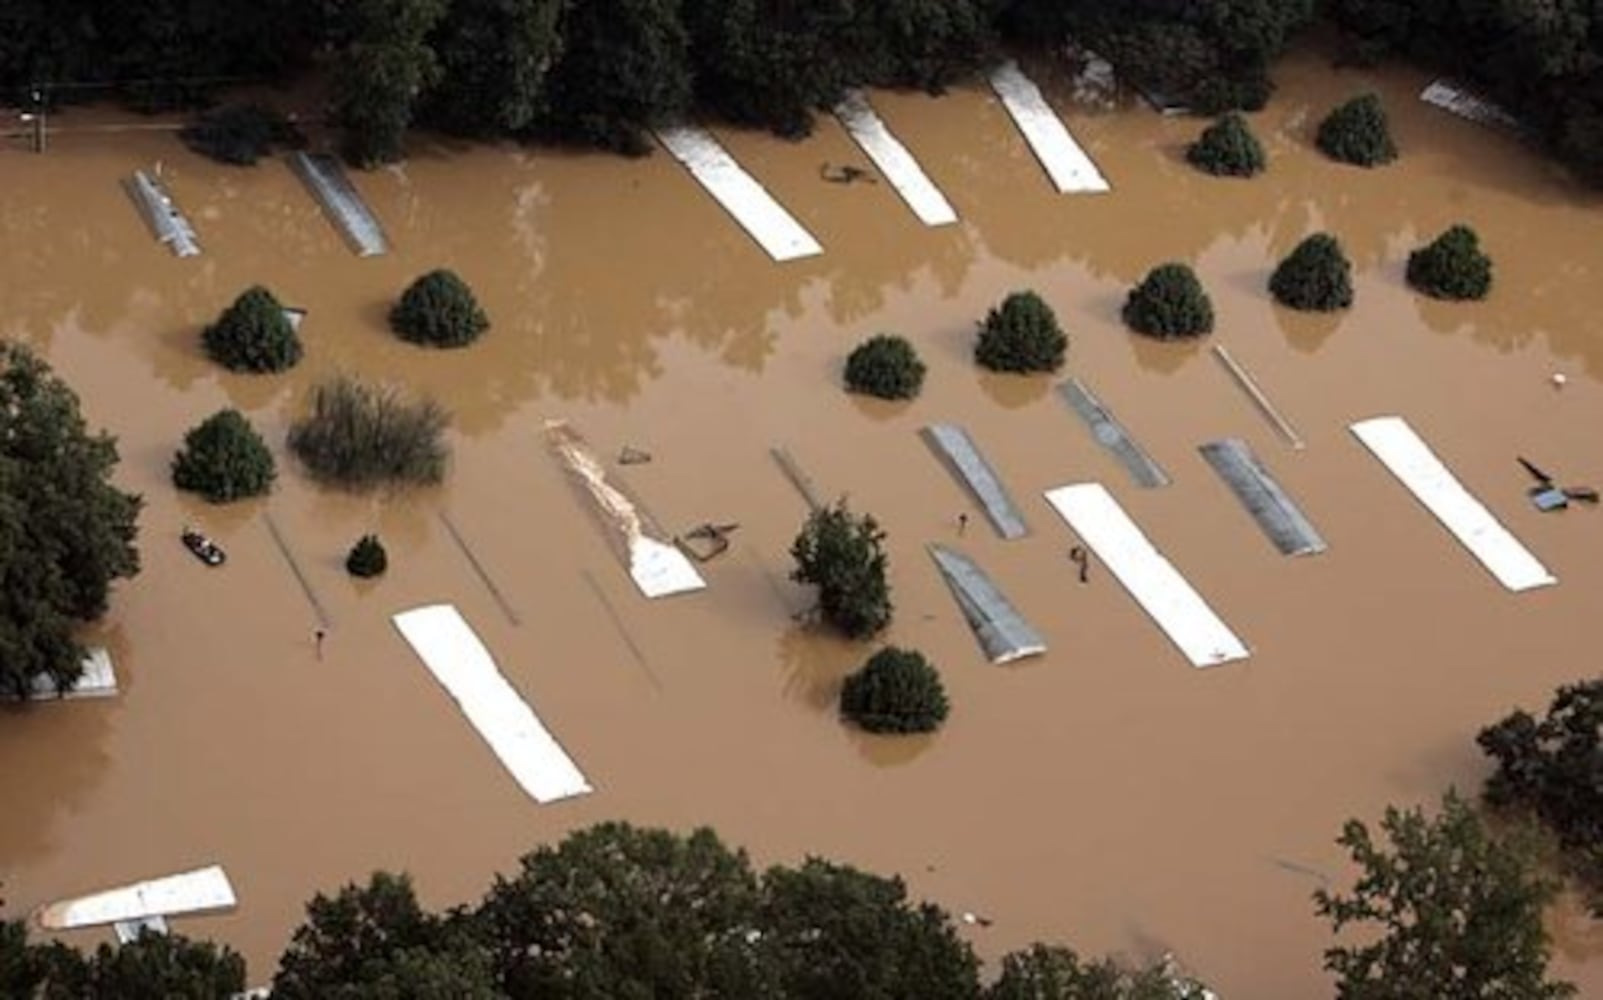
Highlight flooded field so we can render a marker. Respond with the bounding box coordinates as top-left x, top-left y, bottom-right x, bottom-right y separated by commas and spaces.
3, 44, 1603, 996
